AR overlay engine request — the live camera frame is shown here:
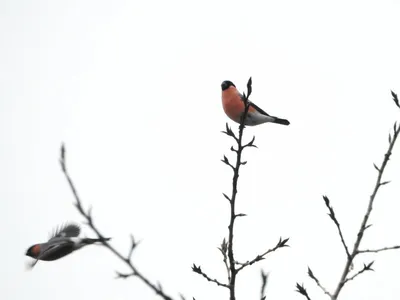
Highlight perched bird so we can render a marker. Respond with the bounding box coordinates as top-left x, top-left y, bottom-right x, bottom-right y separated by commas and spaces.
221, 80, 290, 126
25, 222, 111, 269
